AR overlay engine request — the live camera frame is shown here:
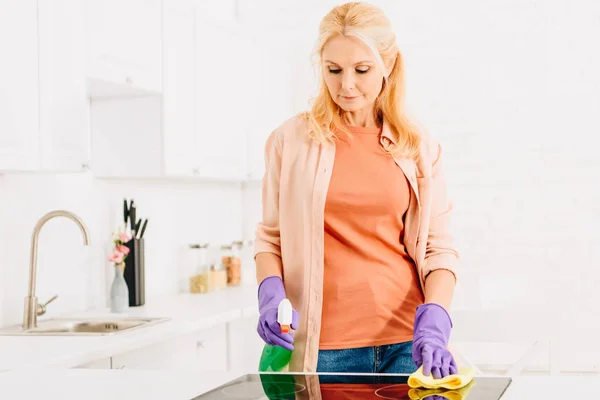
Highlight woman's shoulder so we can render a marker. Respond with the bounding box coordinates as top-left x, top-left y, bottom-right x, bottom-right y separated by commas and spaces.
417, 127, 442, 163
271, 113, 311, 143
413, 127, 445, 178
